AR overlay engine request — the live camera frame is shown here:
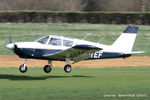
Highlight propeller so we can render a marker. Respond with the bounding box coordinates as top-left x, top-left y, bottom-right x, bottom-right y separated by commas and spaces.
6, 33, 18, 50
